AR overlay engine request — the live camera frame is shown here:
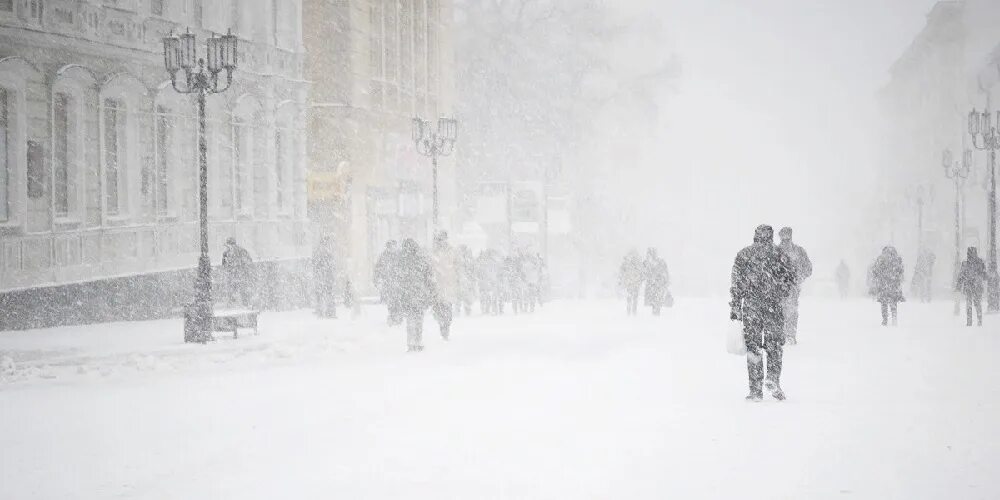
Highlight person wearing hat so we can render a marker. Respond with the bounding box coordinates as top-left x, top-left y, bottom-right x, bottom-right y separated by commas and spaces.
778, 227, 812, 345
955, 246, 988, 327
222, 237, 254, 308
730, 224, 797, 401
